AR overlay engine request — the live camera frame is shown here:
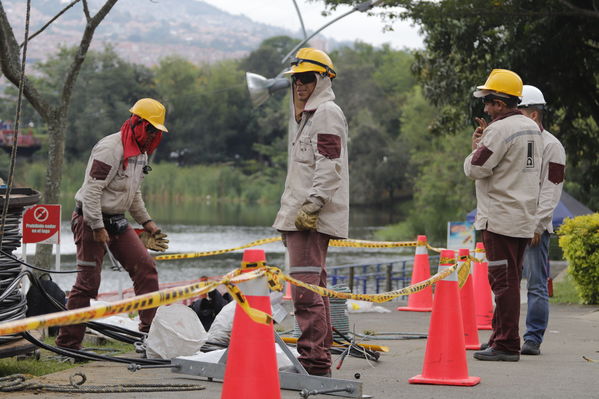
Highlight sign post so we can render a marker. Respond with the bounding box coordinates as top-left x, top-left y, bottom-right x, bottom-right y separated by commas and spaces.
22, 204, 62, 271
